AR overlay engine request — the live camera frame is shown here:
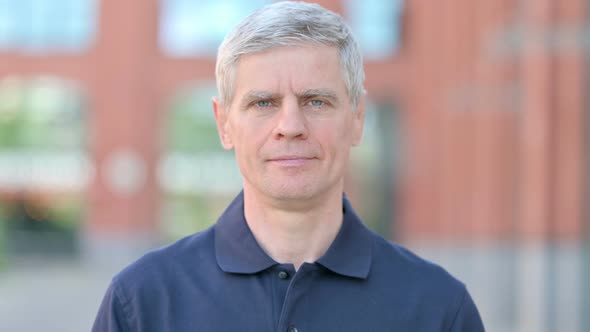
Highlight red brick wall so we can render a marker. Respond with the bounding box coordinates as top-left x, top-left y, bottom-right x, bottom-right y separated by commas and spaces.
0, 0, 585, 242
